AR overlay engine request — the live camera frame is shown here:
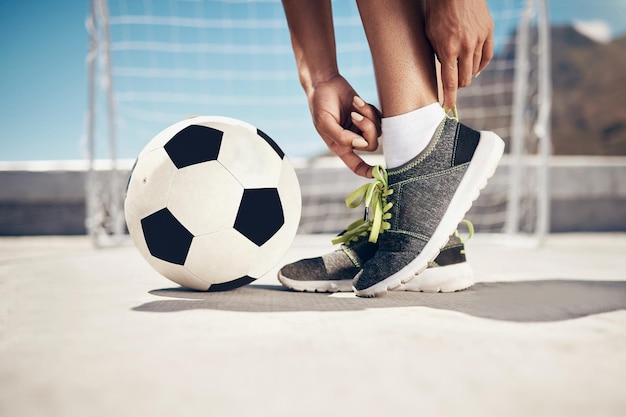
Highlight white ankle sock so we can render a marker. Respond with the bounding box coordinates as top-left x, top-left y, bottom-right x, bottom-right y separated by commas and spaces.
381, 102, 446, 168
